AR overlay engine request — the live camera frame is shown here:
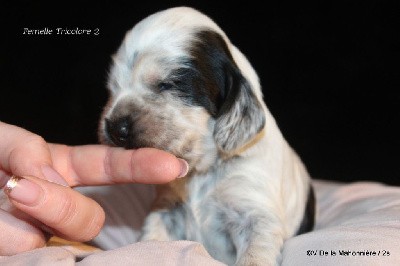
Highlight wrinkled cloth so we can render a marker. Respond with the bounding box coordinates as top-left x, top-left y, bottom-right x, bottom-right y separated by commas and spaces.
1, 180, 399, 265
